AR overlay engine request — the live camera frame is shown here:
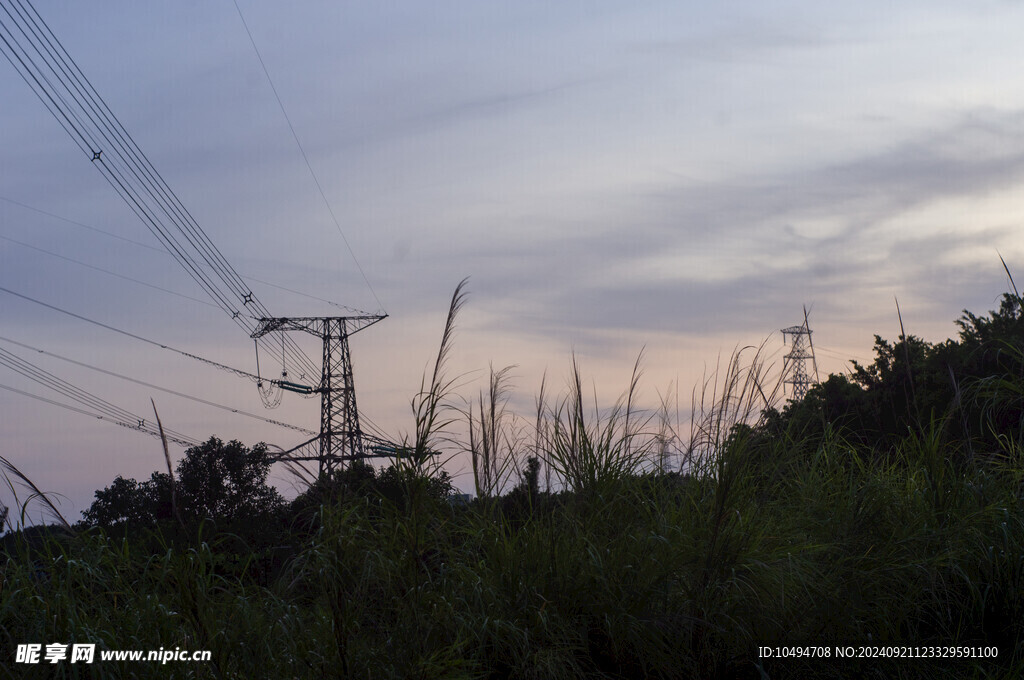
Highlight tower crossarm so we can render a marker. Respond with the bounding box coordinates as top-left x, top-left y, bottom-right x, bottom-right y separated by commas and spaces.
250, 313, 386, 479
251, 314, 386, 339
